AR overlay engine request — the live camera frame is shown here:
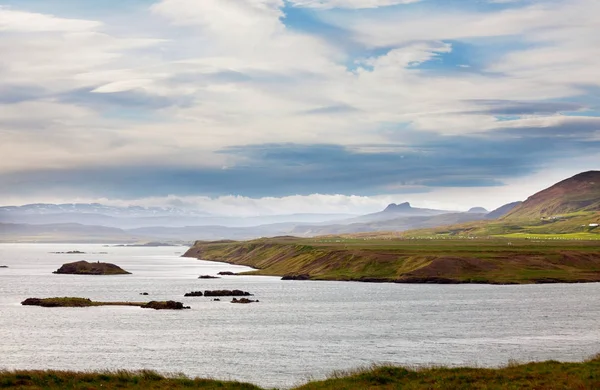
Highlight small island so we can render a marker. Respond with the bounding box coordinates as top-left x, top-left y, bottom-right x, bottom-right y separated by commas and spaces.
204, 290, 253, 297
21, 297, 190, 310
53, 261, 130, 275
198, 275, 220, 279
0, 265, 8, 268
231, 298, 259, 304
